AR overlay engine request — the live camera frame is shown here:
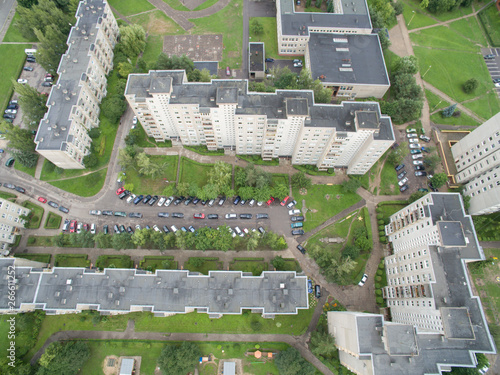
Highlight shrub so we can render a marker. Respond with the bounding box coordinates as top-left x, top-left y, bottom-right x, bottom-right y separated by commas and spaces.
379, 230, 385, 237
376, 289, 383, 296
376, 296, 384, 305
376, 269, 383, 276
378, 219, 384, 225
378, 262, 385, 270
380, 236, 386, 242
28, 237, 35, 245
376, 275, 382, 282
376, 208, 382, 214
